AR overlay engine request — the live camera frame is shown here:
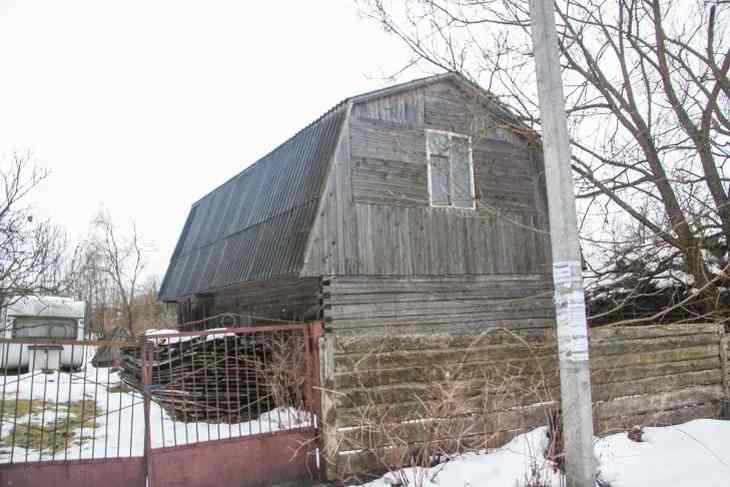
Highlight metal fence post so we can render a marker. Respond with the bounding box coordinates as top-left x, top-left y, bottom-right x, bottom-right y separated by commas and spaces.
309, 321, 324, 418
302, 325, 312, 416
307, 321, 325, 481
141, 339, 154, 487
